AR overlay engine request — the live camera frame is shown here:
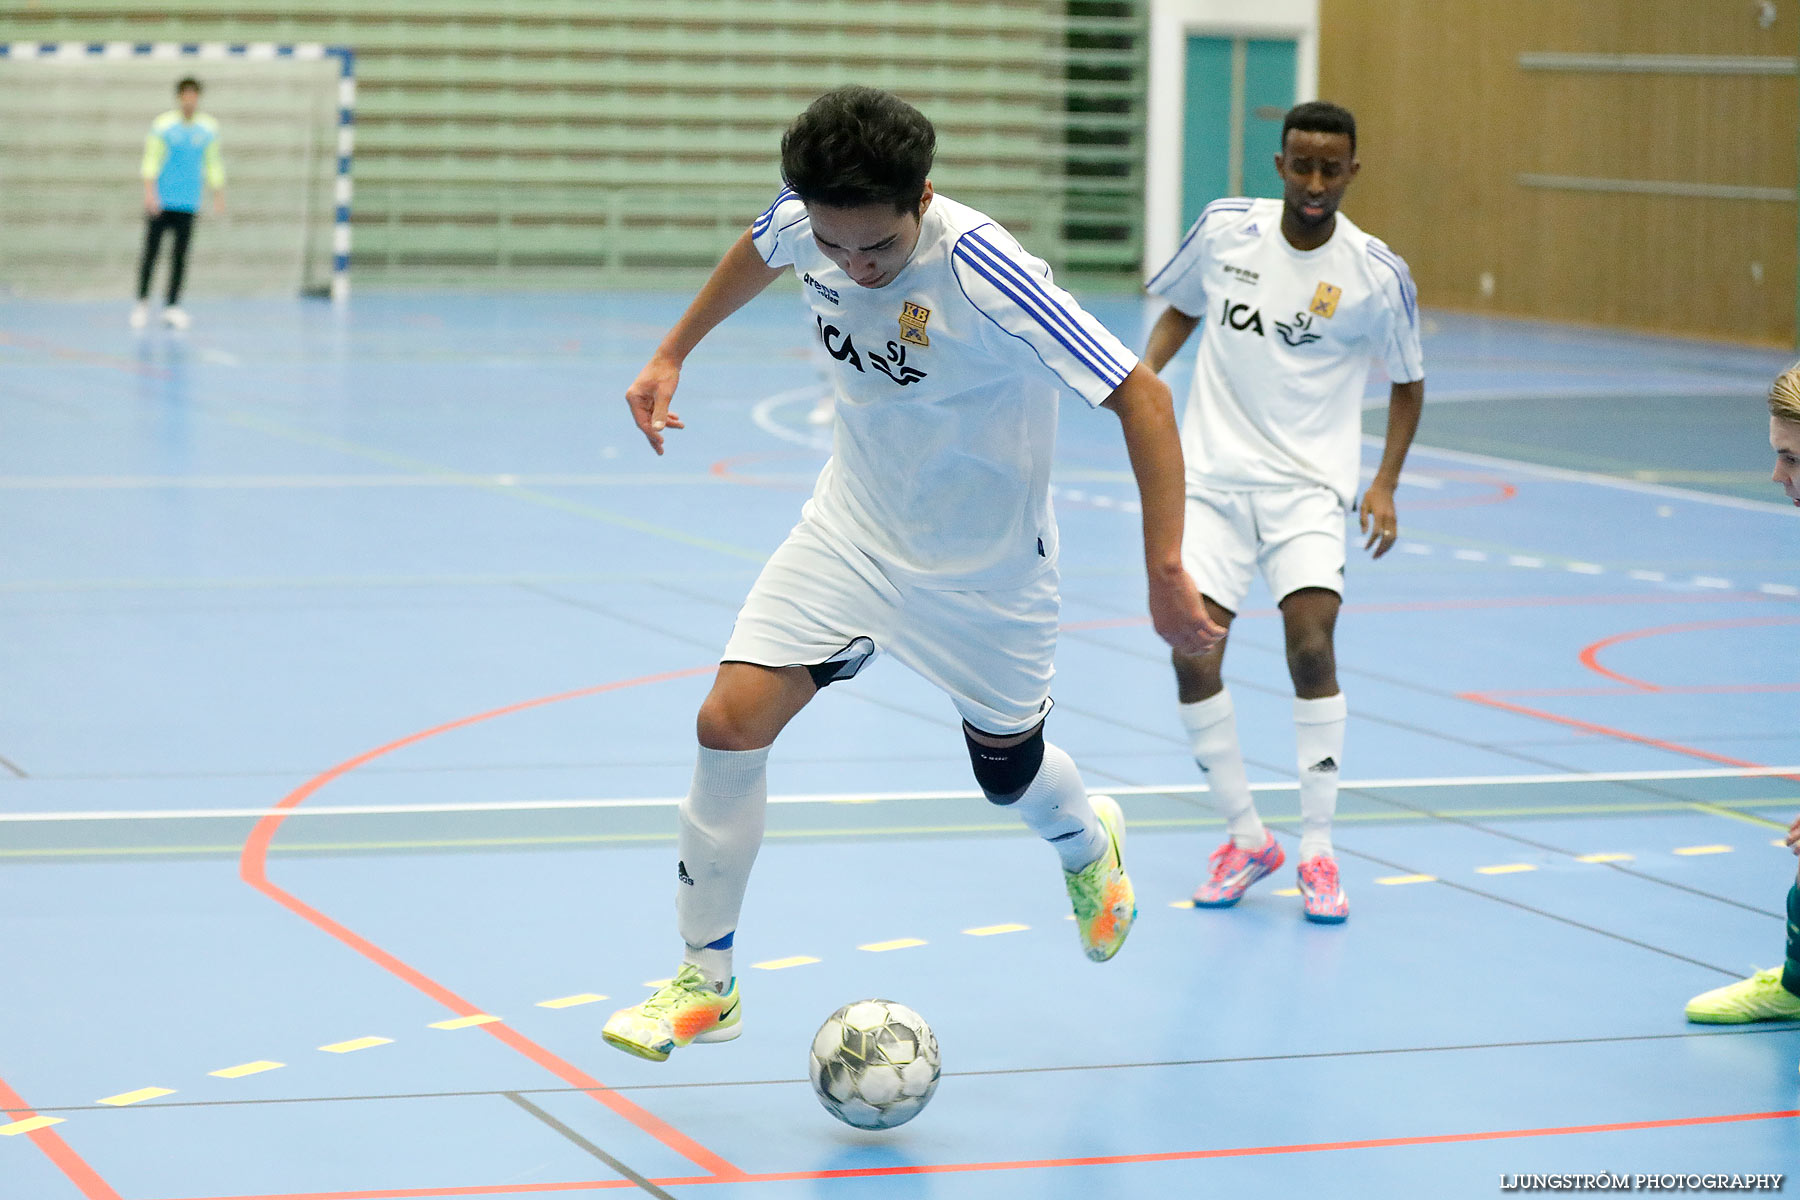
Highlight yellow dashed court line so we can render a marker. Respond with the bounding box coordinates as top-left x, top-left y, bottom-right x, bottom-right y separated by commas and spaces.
209, 1061, 283, 1079
1578, 852, 1634, 863
1168, 899, 1194, 909
1773, 839, 1790, 849
0, 1116, 64, 1136
1477, 863, 1536, 875
1673, 844, 1733, 856
320, 1037, 392, 1054
964, 923, 1029, 936
537, 993, 607, 1009
1272, 887, 1301, 897
1376, 874, 1437, 886
641, 978, 672, 989
858, 938, 926, 953
753, 955, 821, 970
430, 1014, 502, 1030
97, 1087, 174, 1107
